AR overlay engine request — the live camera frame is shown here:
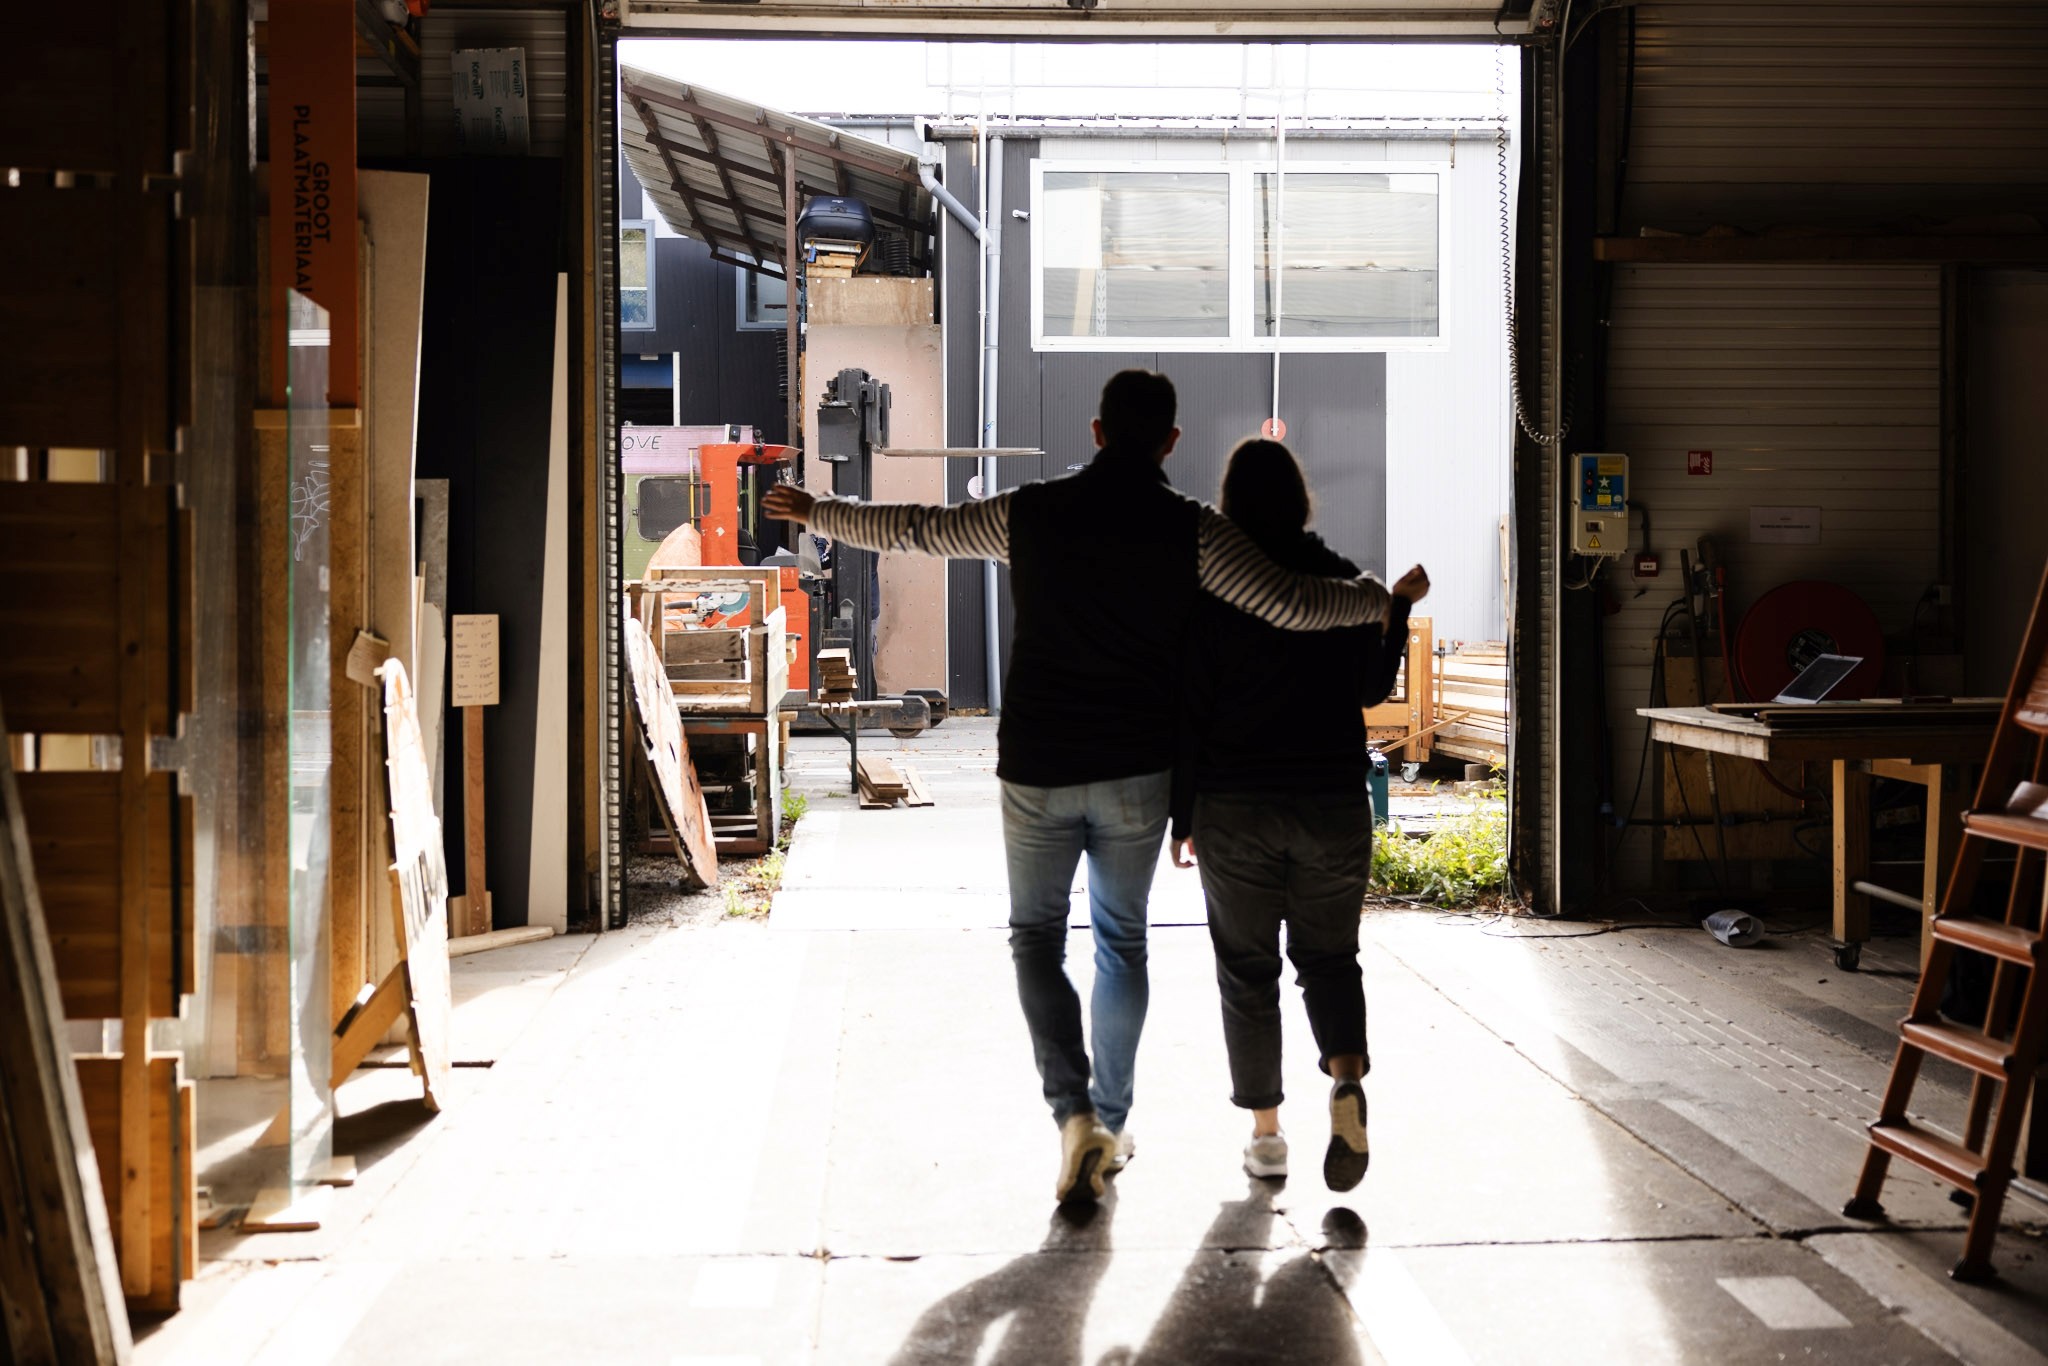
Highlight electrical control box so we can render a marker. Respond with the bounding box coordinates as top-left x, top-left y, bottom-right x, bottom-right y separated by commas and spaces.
1570, 452, 1629, 558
